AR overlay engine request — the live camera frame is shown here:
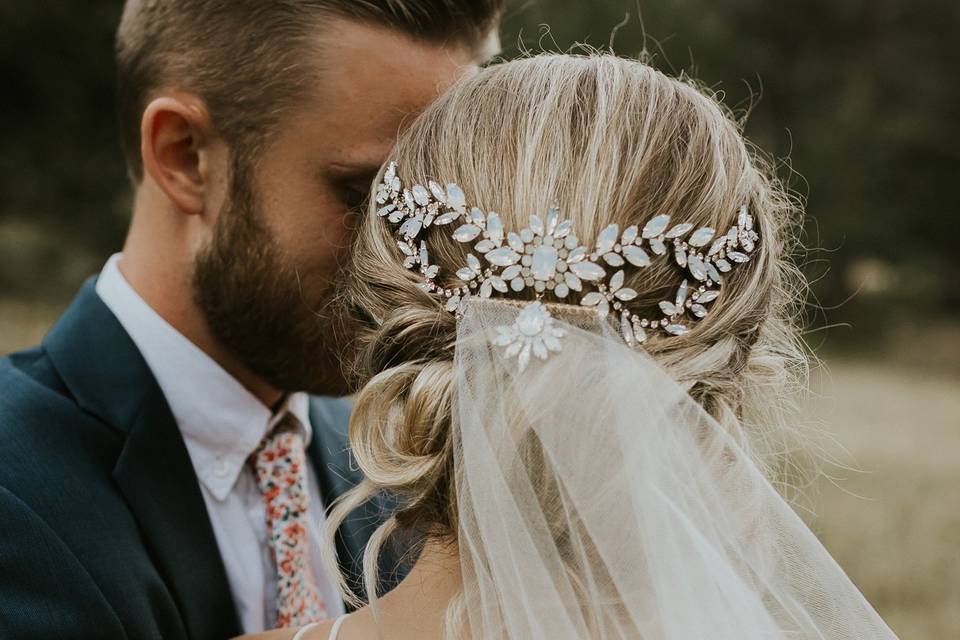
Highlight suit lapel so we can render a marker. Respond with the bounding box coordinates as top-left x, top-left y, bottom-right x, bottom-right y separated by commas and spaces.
44, 278, 241, 639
